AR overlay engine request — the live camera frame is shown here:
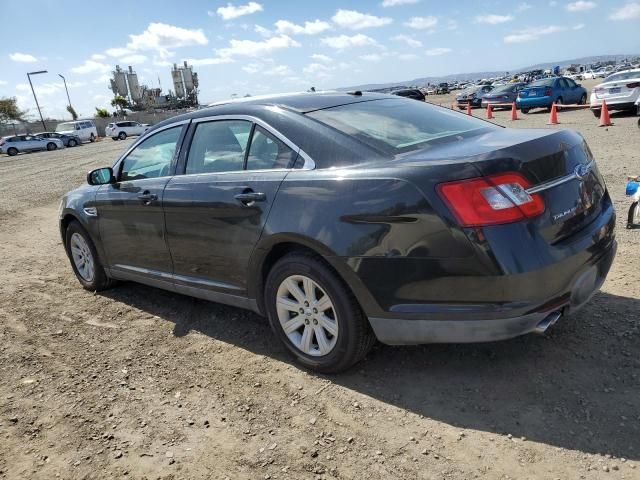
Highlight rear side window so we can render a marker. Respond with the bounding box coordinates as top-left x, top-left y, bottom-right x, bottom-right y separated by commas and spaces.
246, 126, 297, 170
307, 98, 494, 154
186, 120, 252, 174
120, 126, 183, 181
